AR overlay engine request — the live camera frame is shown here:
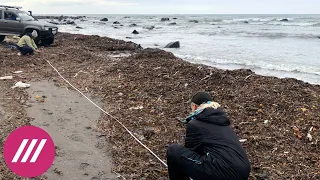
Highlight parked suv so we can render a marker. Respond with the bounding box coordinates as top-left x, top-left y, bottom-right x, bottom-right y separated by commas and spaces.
0, 5, 58, 46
